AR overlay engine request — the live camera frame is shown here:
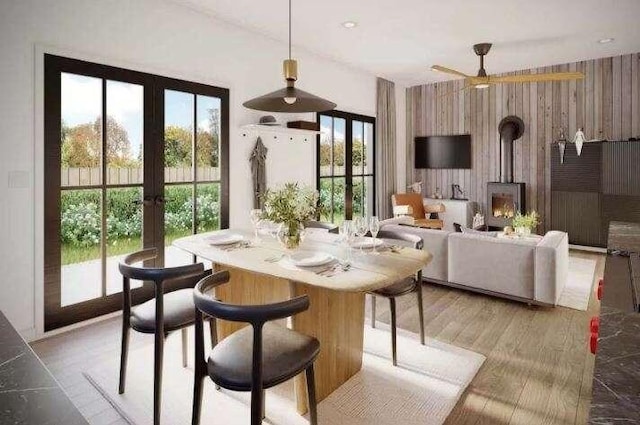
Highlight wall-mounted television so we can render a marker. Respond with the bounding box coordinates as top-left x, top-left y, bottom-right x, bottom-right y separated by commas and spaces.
414, 135, 472, 169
